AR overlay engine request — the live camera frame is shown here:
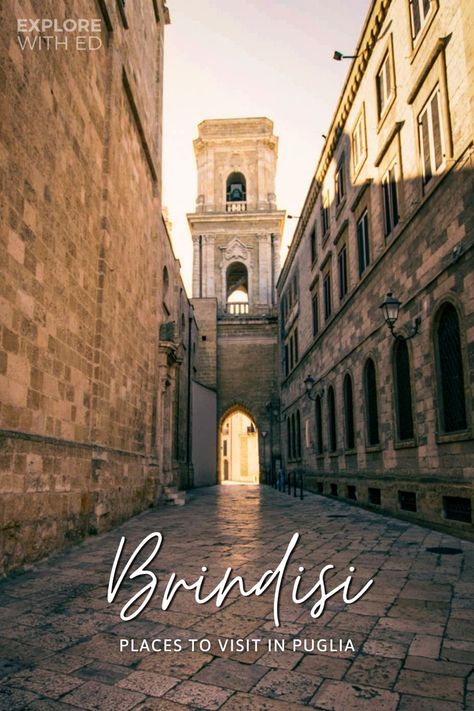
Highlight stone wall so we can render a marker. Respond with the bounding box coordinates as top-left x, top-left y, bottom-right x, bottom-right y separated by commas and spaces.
0, 0, 193, 575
